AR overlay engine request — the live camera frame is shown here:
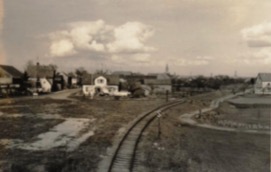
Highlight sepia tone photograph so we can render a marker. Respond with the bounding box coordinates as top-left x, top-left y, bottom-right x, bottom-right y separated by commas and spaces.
0, 0, 270, 171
